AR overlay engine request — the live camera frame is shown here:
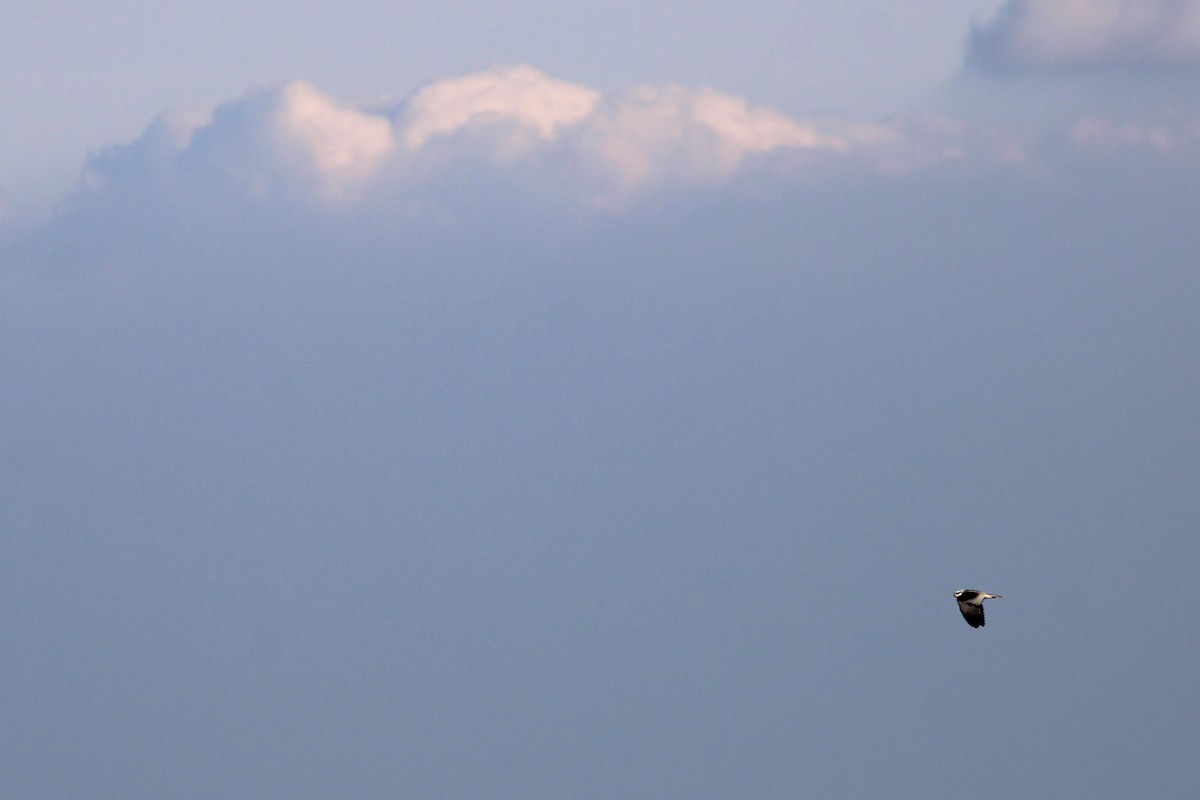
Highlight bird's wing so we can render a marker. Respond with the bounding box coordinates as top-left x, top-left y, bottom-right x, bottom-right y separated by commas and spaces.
958, 600, 985, 628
